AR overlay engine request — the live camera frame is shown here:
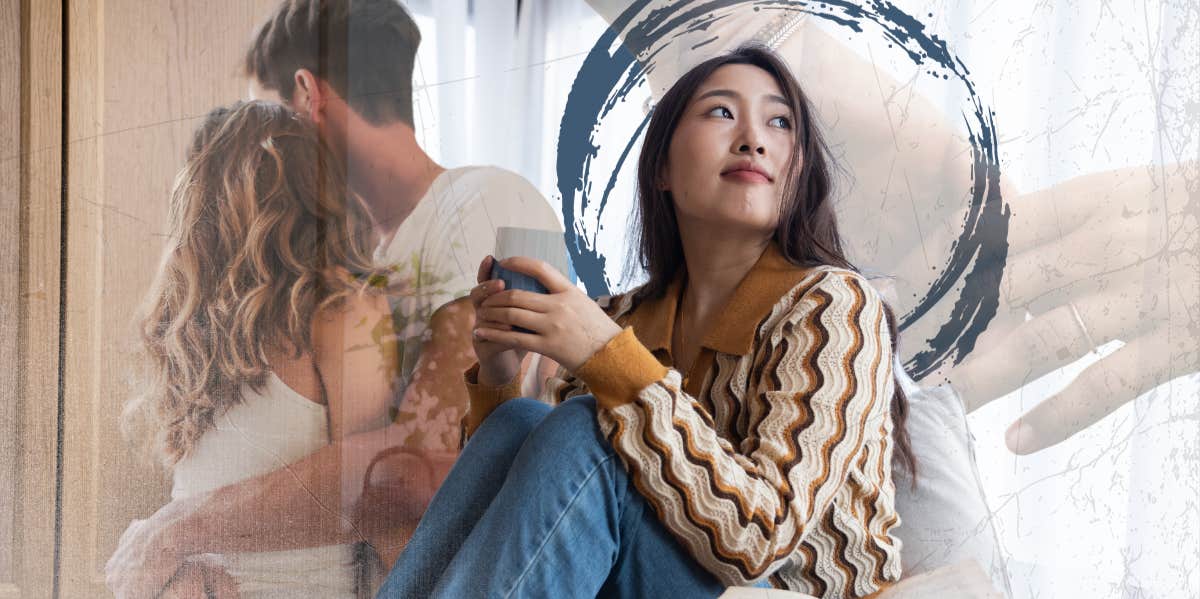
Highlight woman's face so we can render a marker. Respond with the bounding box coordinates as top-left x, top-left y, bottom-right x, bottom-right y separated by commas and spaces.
663, 64, 797, 237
